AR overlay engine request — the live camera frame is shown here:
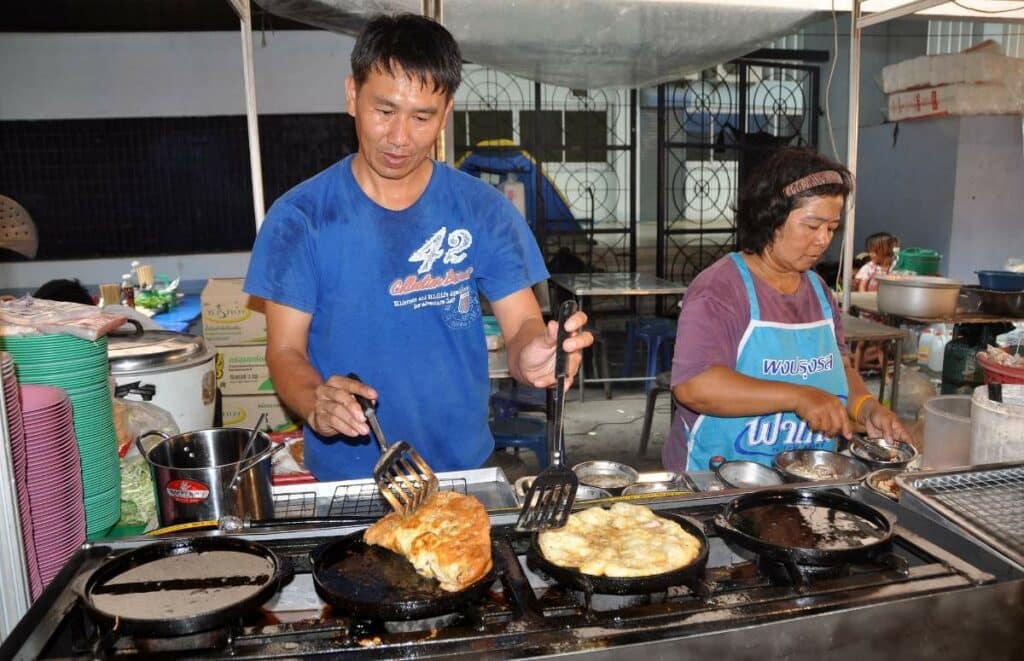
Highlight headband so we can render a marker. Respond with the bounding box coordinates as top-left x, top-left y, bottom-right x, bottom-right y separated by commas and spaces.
783, 170, 845, 197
